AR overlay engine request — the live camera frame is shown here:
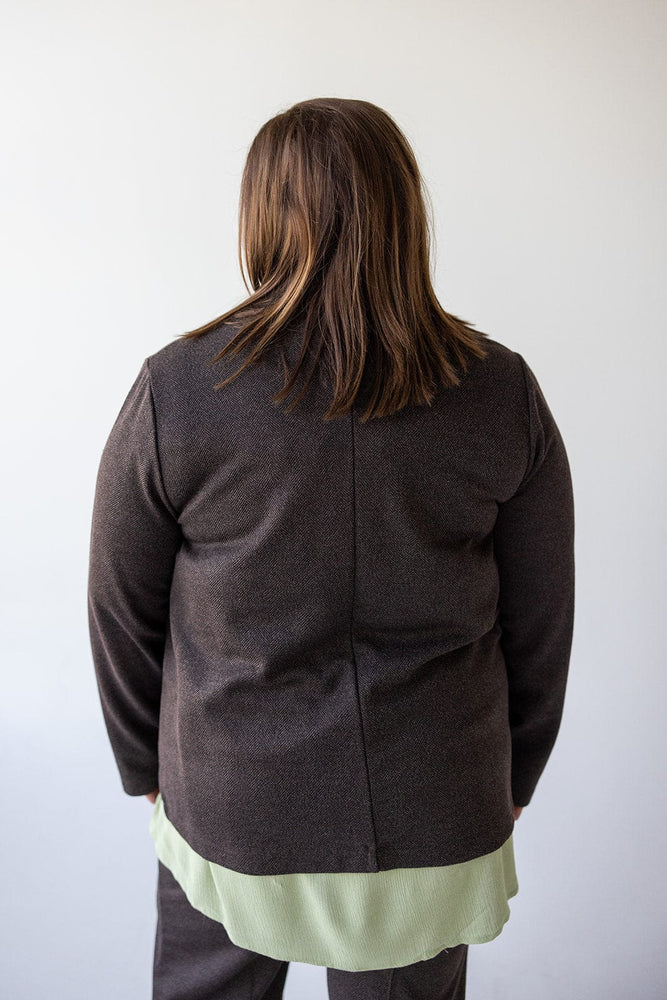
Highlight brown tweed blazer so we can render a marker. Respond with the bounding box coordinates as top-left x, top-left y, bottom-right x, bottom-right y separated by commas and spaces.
87, 322, 575, 875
